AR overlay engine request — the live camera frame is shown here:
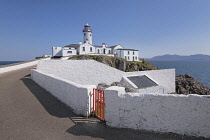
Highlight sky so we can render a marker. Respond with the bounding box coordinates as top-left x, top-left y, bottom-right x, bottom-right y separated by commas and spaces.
1, 0, 210, 61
